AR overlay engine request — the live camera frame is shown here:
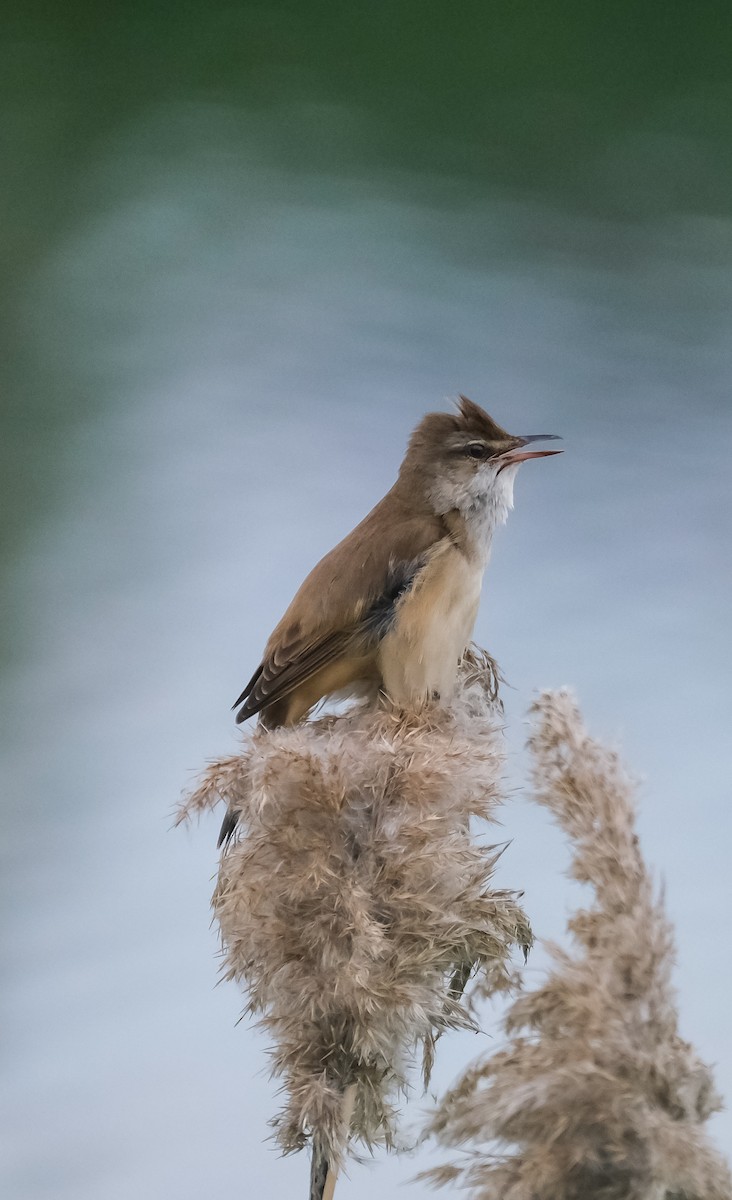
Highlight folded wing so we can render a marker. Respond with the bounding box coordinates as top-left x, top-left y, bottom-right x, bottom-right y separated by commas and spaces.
233, 498, 447, 725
